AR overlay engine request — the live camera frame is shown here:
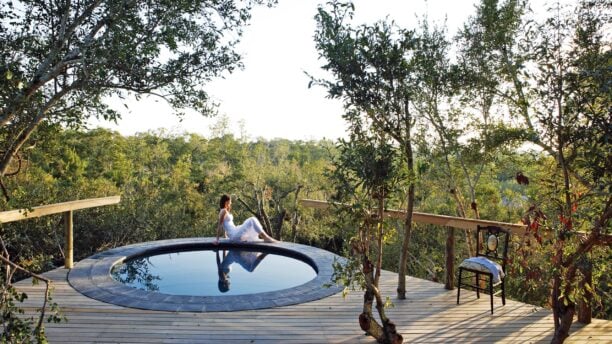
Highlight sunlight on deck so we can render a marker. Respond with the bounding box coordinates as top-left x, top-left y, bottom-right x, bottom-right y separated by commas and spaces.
14, 268, 611, 343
